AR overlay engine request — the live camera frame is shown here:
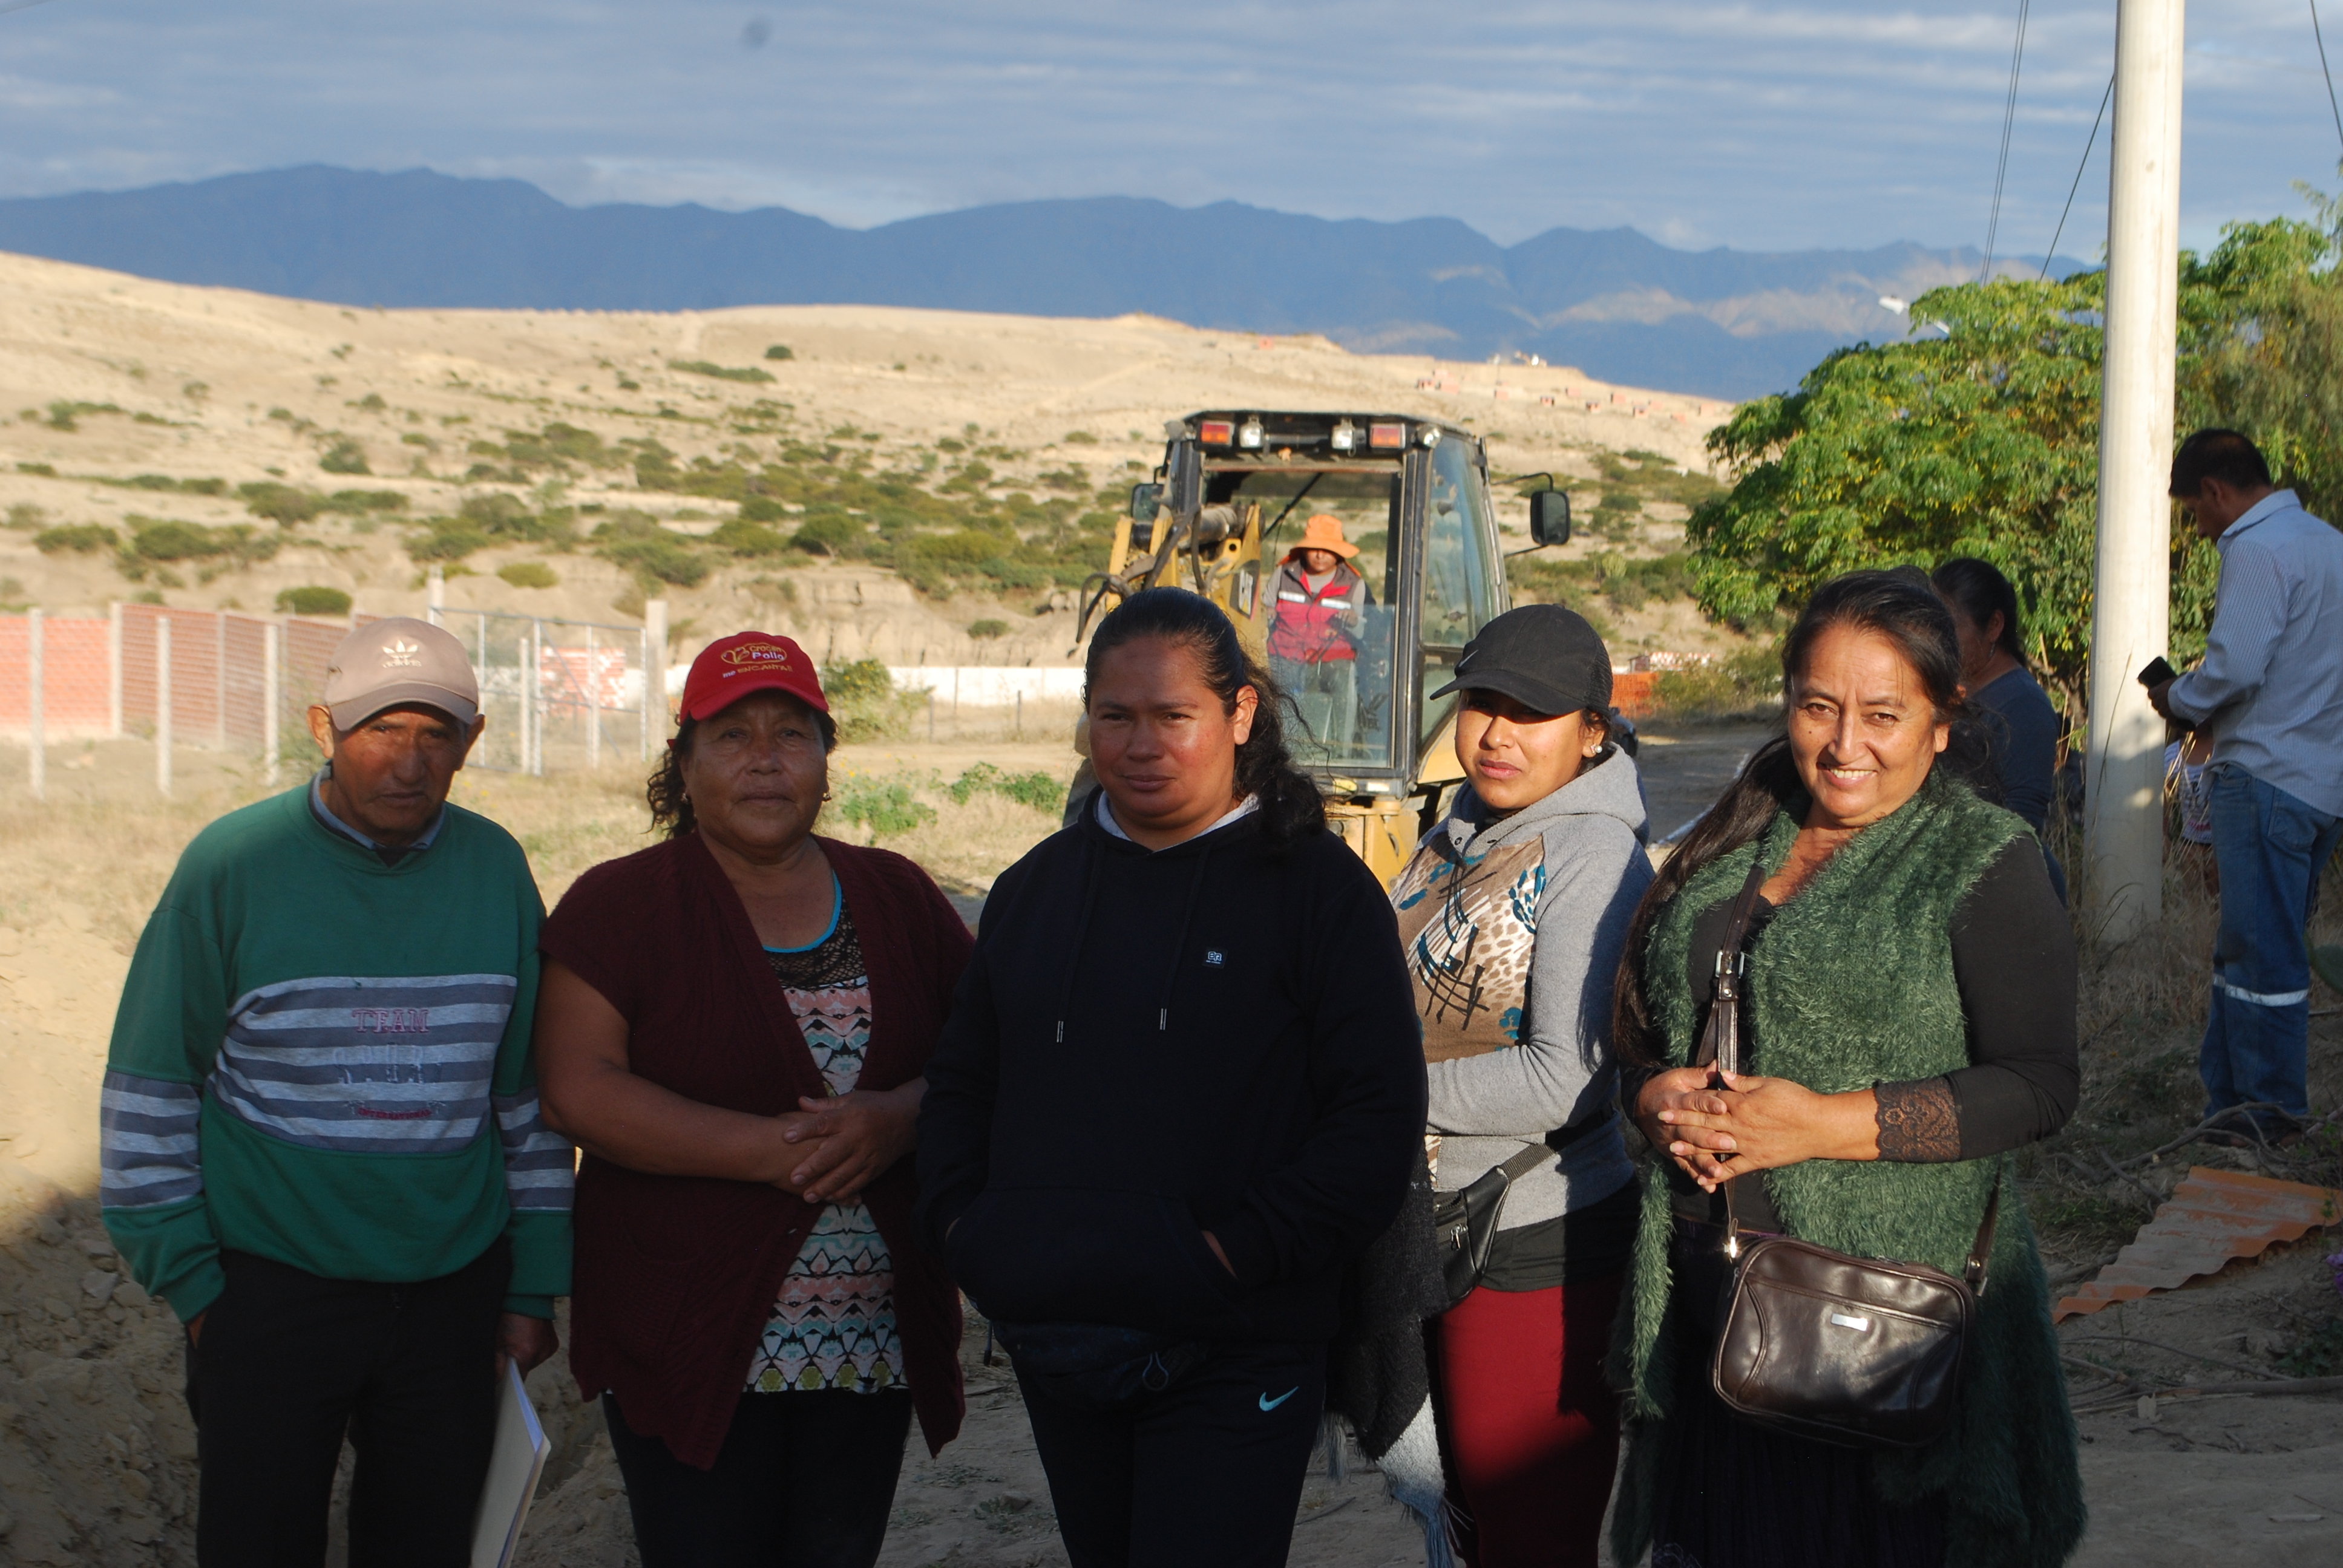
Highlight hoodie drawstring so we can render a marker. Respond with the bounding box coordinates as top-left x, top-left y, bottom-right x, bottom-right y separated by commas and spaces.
1157, 848, 1213, 1031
